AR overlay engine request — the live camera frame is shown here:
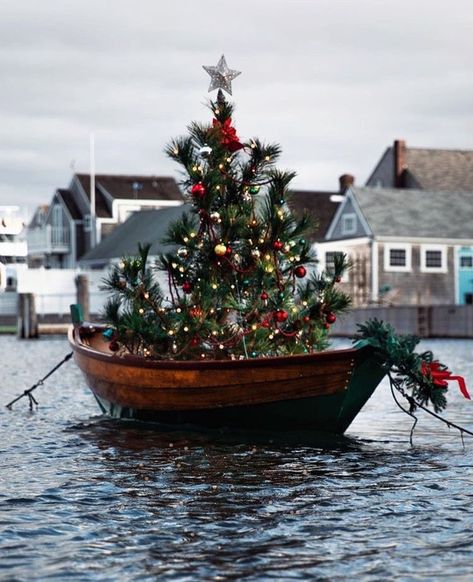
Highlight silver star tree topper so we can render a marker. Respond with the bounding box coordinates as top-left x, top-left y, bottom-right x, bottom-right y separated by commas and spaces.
203, 55, 241, 96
